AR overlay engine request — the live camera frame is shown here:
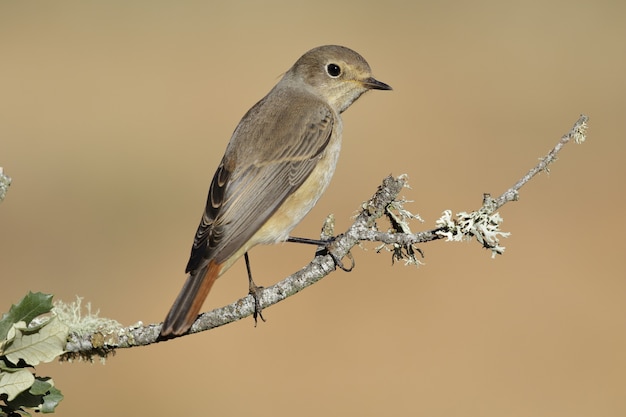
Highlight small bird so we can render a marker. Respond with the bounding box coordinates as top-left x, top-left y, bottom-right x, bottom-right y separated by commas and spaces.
160, 45, 391, 338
